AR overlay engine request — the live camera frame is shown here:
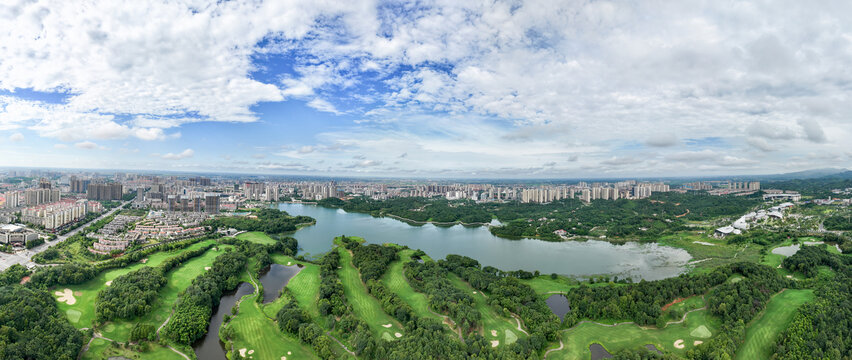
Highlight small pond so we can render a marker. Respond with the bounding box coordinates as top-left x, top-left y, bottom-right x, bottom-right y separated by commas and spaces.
545, 294, 571, 321
259, 263, 300, 304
